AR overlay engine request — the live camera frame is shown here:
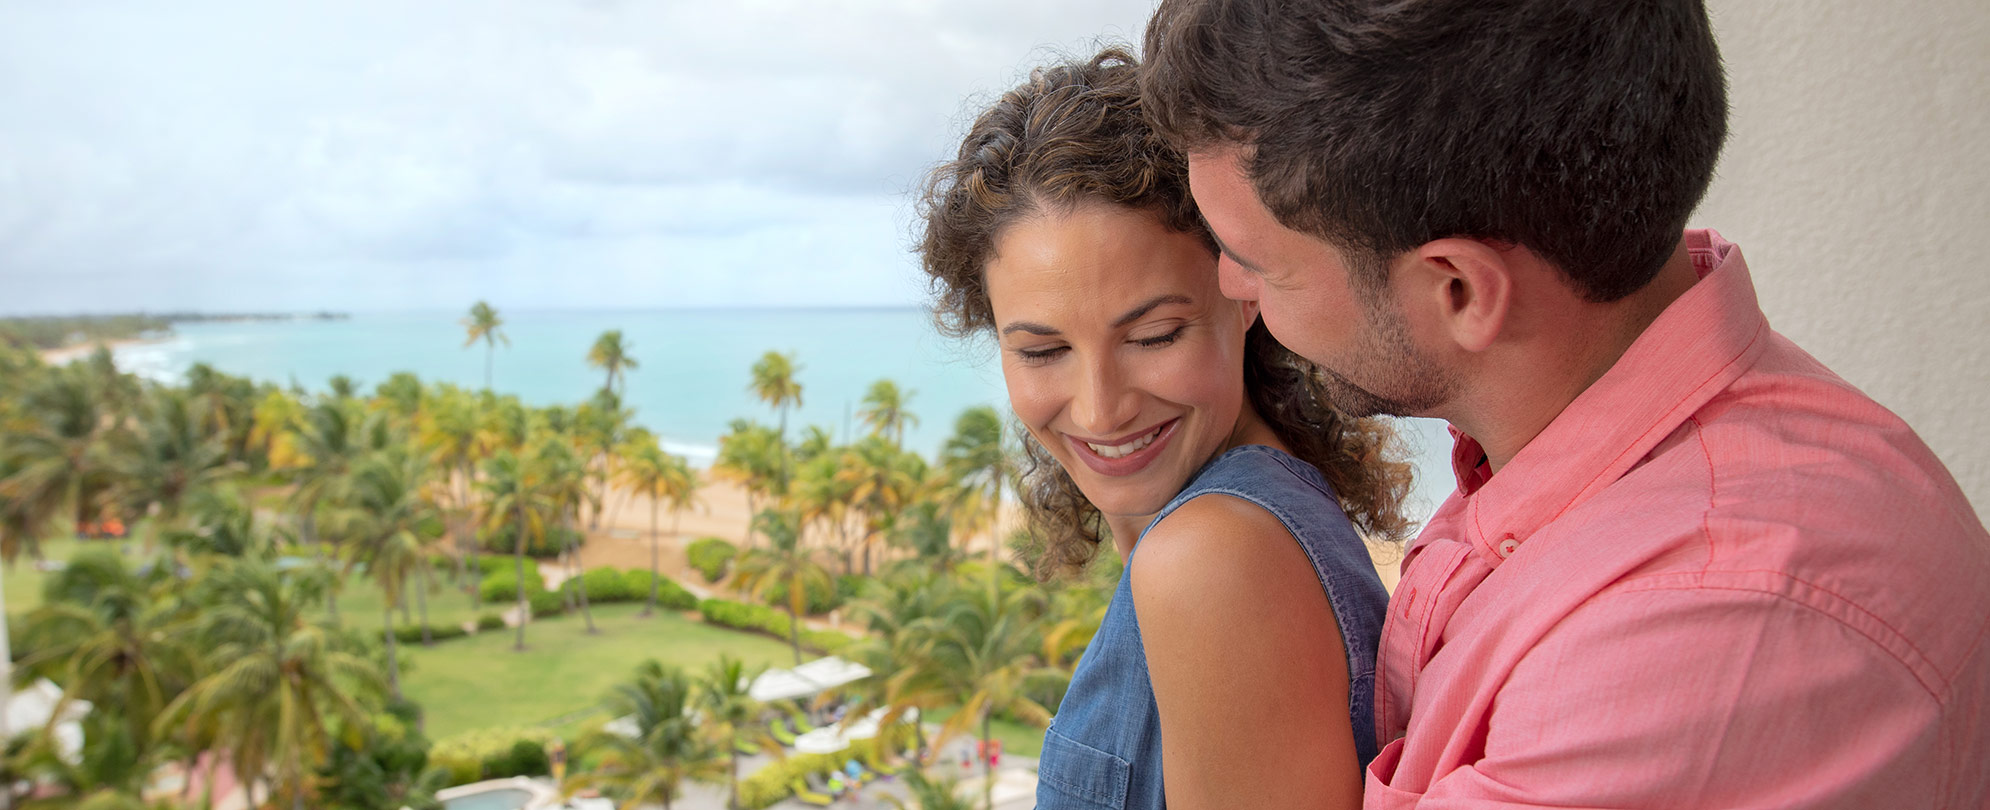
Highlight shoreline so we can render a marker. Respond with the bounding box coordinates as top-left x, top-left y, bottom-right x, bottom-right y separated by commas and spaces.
38, 336, 171, 366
